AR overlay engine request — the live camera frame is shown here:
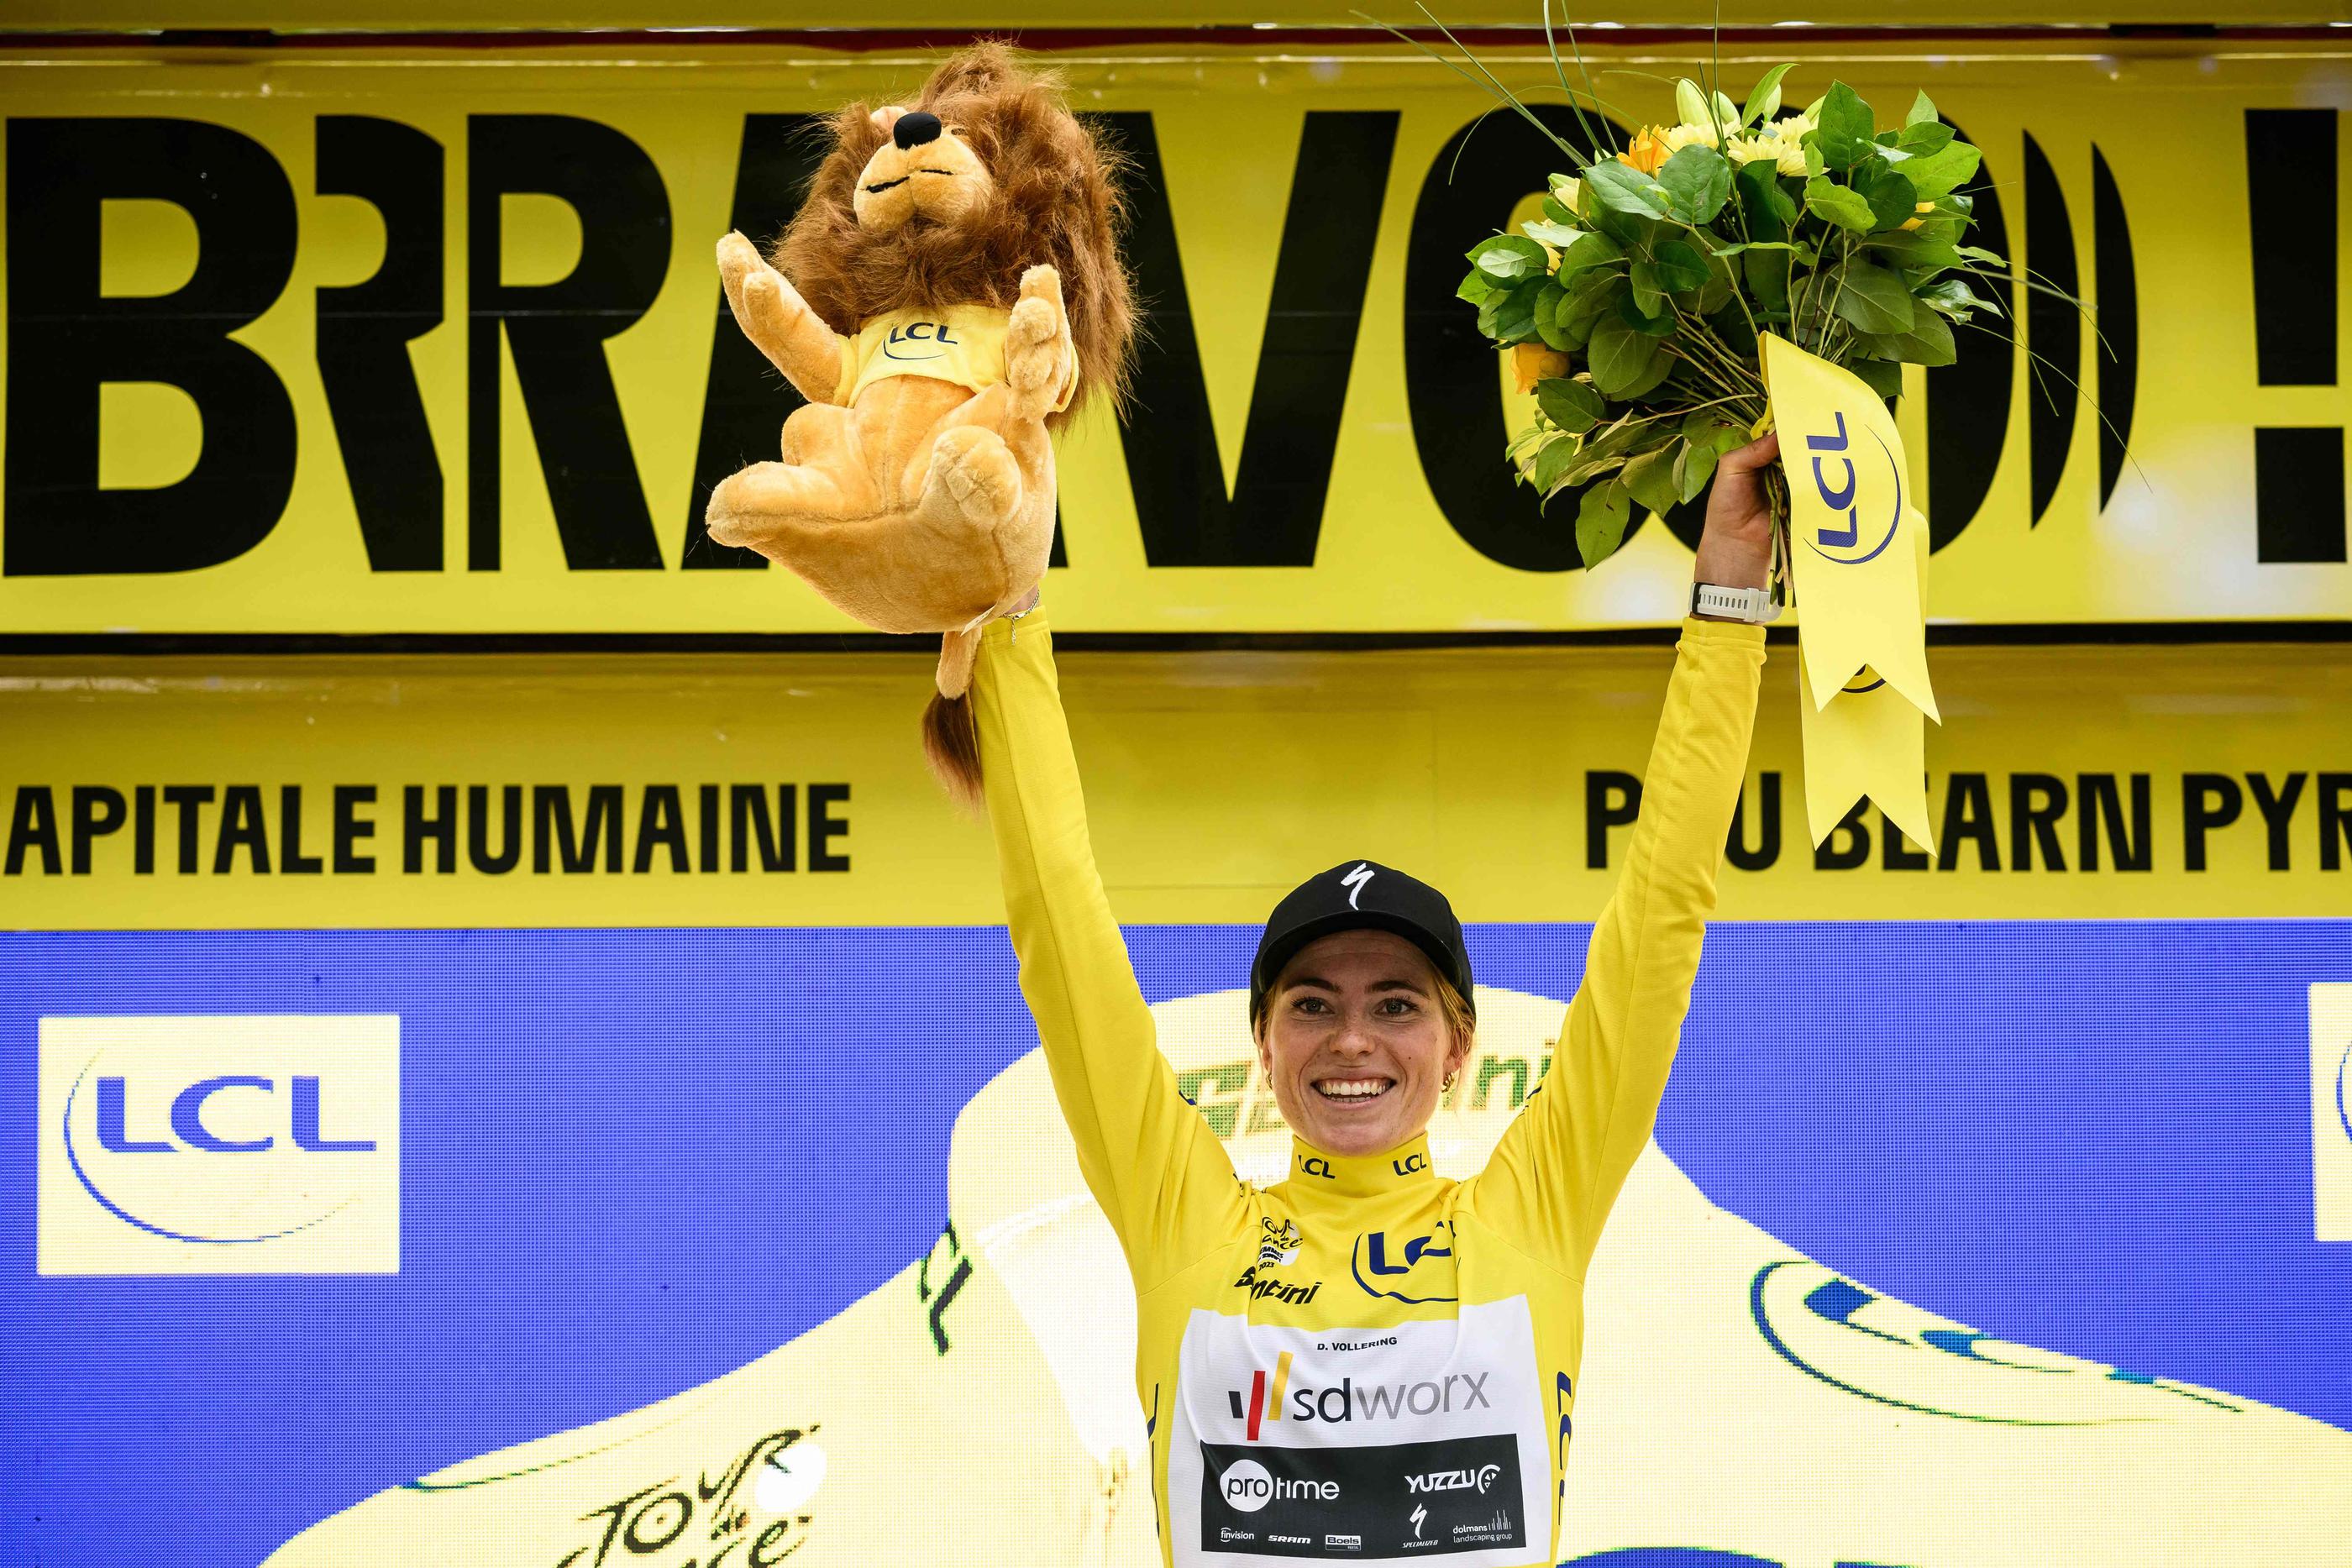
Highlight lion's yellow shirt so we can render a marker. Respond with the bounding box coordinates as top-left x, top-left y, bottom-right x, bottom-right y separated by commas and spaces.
971, 613, 1766, 1567
834, 302, 1078, 410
